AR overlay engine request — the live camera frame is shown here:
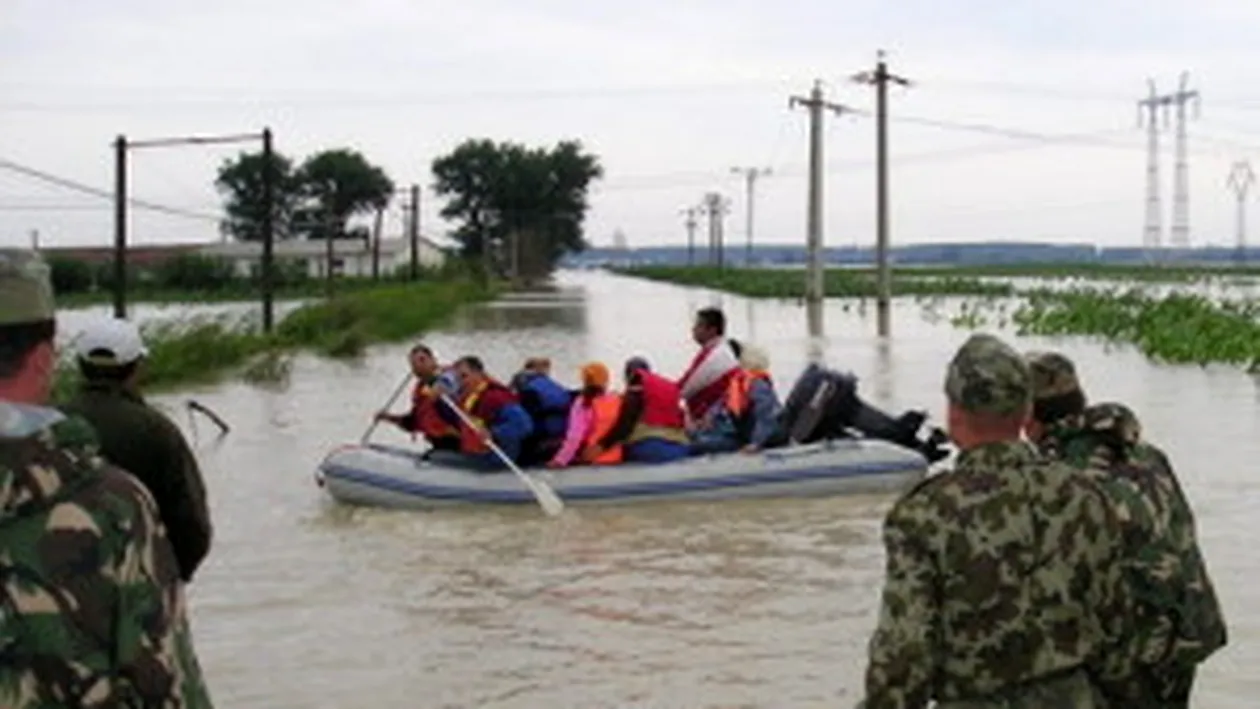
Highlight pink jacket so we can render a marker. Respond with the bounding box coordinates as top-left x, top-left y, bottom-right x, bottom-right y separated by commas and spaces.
549, 398, 595, 467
